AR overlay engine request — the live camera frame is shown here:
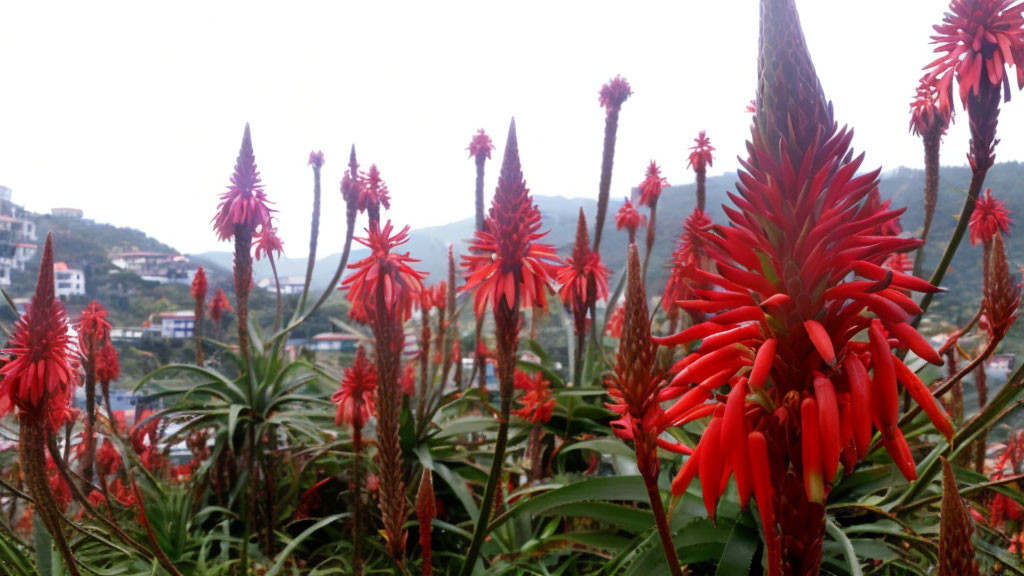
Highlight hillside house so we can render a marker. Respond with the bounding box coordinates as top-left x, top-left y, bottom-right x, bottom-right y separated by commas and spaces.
54, 262, 86, 298
159, 310, 195, 338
